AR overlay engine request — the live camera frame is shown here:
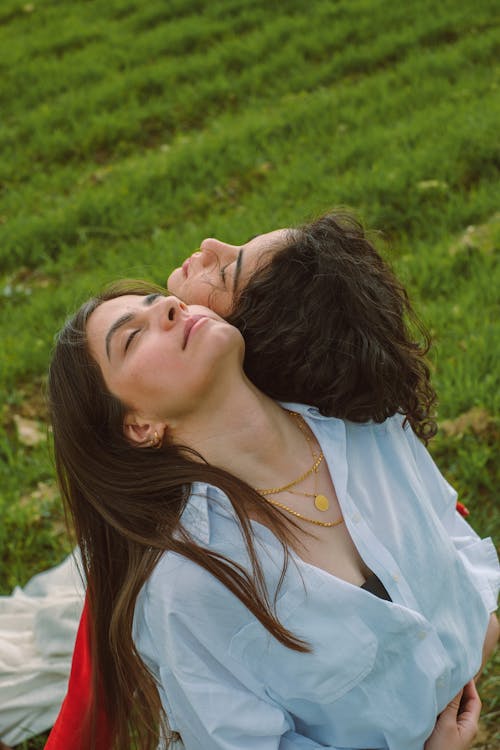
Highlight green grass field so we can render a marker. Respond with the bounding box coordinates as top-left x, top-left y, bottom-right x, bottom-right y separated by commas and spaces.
0, 0, 498, 747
